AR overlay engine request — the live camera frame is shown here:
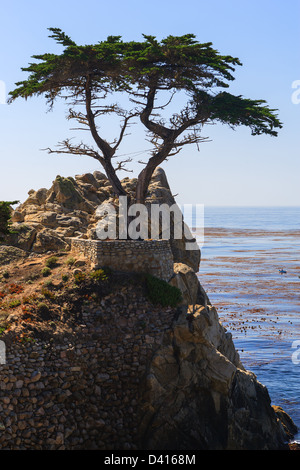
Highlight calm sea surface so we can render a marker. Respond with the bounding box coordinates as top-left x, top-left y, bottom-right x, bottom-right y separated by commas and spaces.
187, 206, 300, 442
